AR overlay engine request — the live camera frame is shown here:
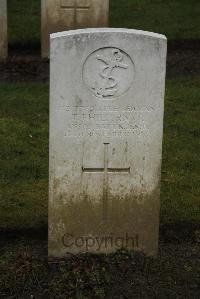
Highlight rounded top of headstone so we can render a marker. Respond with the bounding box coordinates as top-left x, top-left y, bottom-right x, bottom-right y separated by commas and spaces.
50, 28, 167, 41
